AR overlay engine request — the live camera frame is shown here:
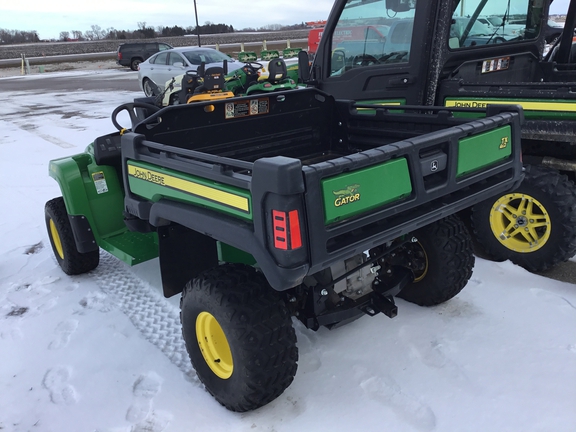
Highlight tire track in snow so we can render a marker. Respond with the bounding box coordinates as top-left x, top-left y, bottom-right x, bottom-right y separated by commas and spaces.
91, 253, 196, 380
